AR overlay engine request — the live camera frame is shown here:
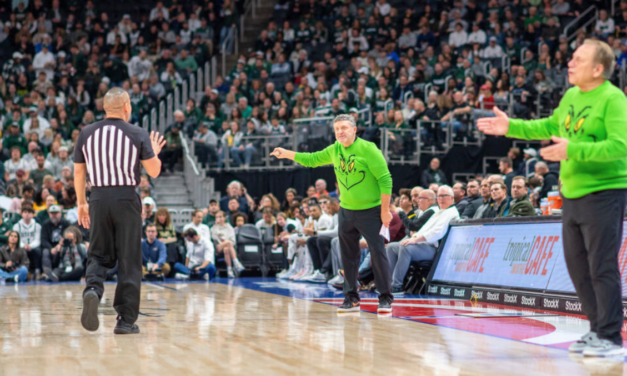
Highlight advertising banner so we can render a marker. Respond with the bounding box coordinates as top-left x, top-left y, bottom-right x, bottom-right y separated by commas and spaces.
431, 221, 627, 298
